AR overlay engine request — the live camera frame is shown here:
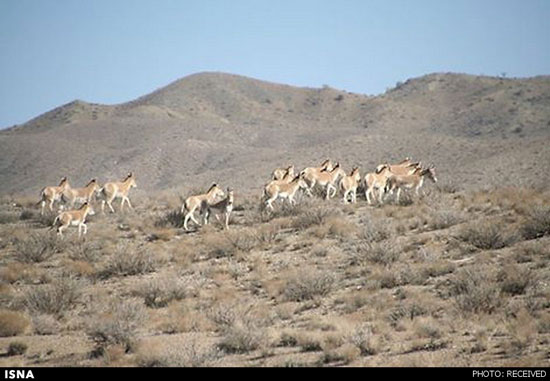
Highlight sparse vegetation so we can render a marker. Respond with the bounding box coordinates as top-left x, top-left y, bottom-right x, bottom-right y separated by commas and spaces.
0, 180, 549, 367
0, 310, 30, 337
